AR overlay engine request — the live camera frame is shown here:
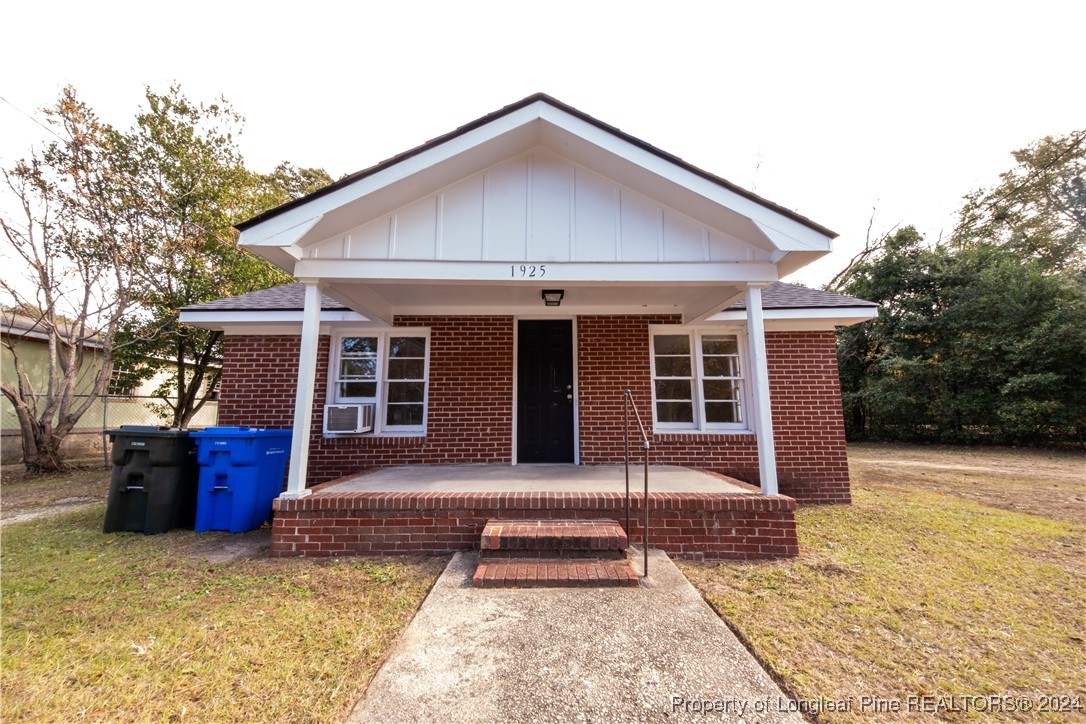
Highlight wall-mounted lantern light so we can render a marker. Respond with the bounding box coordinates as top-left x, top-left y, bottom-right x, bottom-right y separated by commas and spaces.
541, 289, 565, 307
